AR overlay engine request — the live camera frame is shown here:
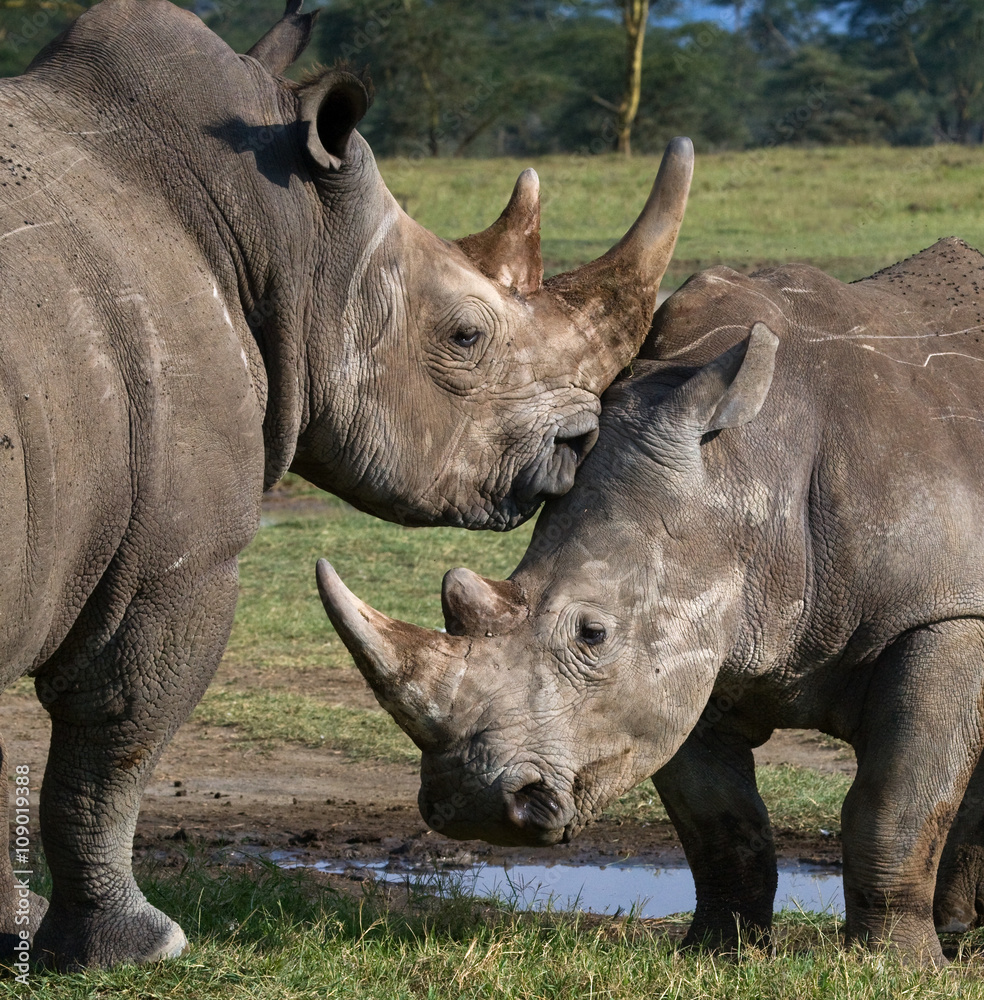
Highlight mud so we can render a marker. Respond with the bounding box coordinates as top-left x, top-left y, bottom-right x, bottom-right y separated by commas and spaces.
2, 489, 855, 877
2, 673, 852, 874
